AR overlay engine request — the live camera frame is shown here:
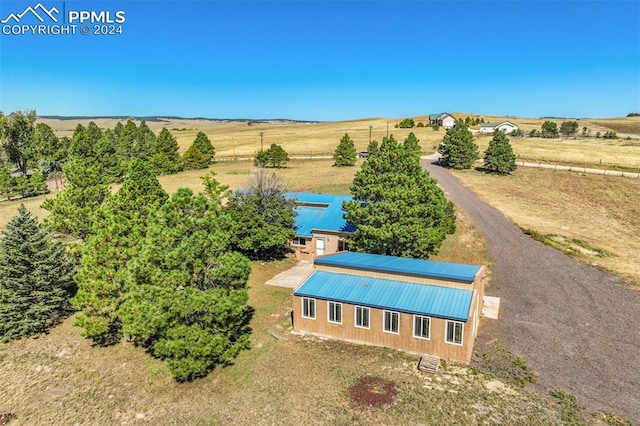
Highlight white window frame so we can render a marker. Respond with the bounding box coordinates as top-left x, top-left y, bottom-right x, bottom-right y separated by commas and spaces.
383, 310, 400, 334
327, 301, 342, 324
413, 315, 431, 340
354, 306, 370, 329
445, 320, 464, 346
301, 297, 316, 320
